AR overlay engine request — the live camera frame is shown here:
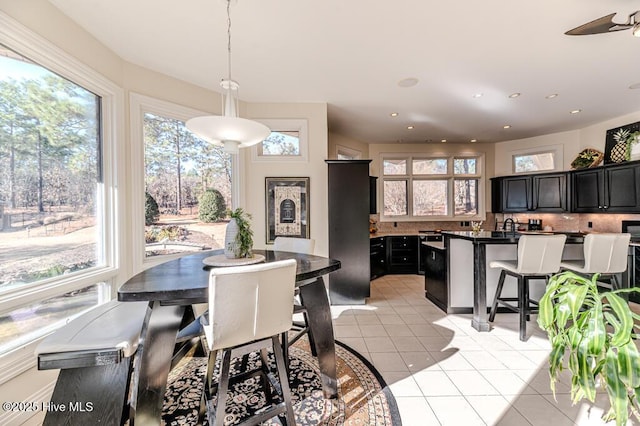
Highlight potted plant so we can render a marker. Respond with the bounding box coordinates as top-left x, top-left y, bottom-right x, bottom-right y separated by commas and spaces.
224, 208, 254, 258
537, 271, 640, 425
